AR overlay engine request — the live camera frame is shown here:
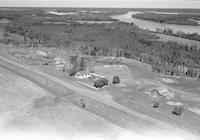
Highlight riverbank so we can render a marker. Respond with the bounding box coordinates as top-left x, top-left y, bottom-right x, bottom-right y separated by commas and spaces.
132, 13, 200, 26
111, 11, 200, 34
154, 29, 200, 42
155, 33, 200, 48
